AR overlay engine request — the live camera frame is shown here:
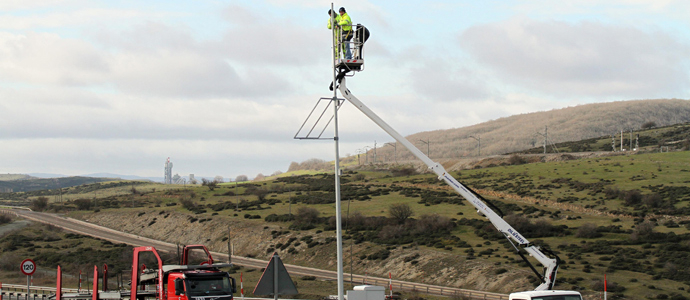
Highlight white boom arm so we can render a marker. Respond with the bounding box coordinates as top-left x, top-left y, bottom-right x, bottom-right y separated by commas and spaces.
338, 77, 558, 291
